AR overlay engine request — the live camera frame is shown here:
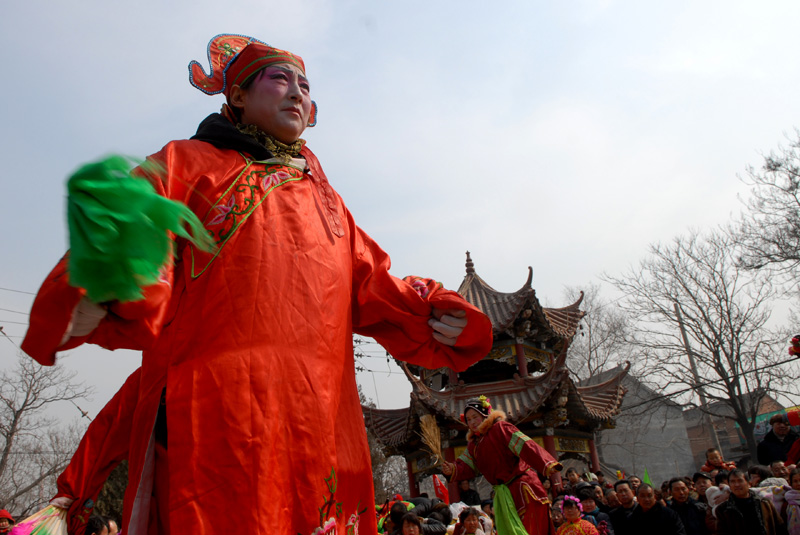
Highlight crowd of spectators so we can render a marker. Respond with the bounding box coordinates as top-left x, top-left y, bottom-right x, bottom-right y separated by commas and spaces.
377, 412, 800, 534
